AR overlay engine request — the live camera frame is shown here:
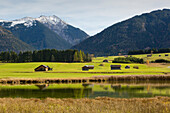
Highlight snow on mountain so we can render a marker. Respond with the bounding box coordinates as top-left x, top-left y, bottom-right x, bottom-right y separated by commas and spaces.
0, 15, 89, 45
36, 15, 67, 28
0, 16, 67, 29
0, 19, 5, 22
0, 17, 36, 28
